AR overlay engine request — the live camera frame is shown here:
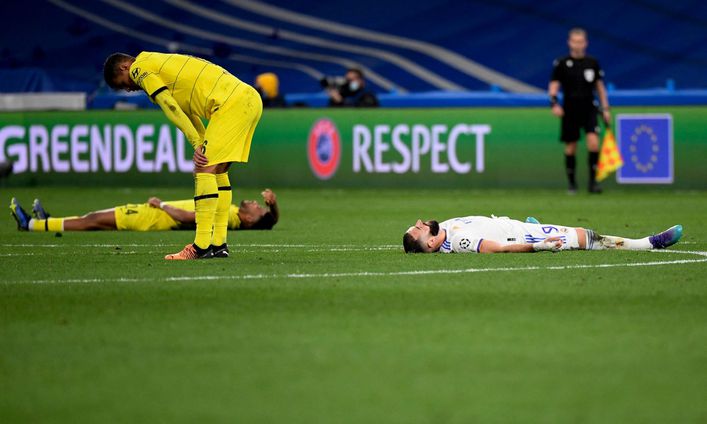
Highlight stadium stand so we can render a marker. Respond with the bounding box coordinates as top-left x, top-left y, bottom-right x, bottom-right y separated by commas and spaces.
1, 0, 705, 104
